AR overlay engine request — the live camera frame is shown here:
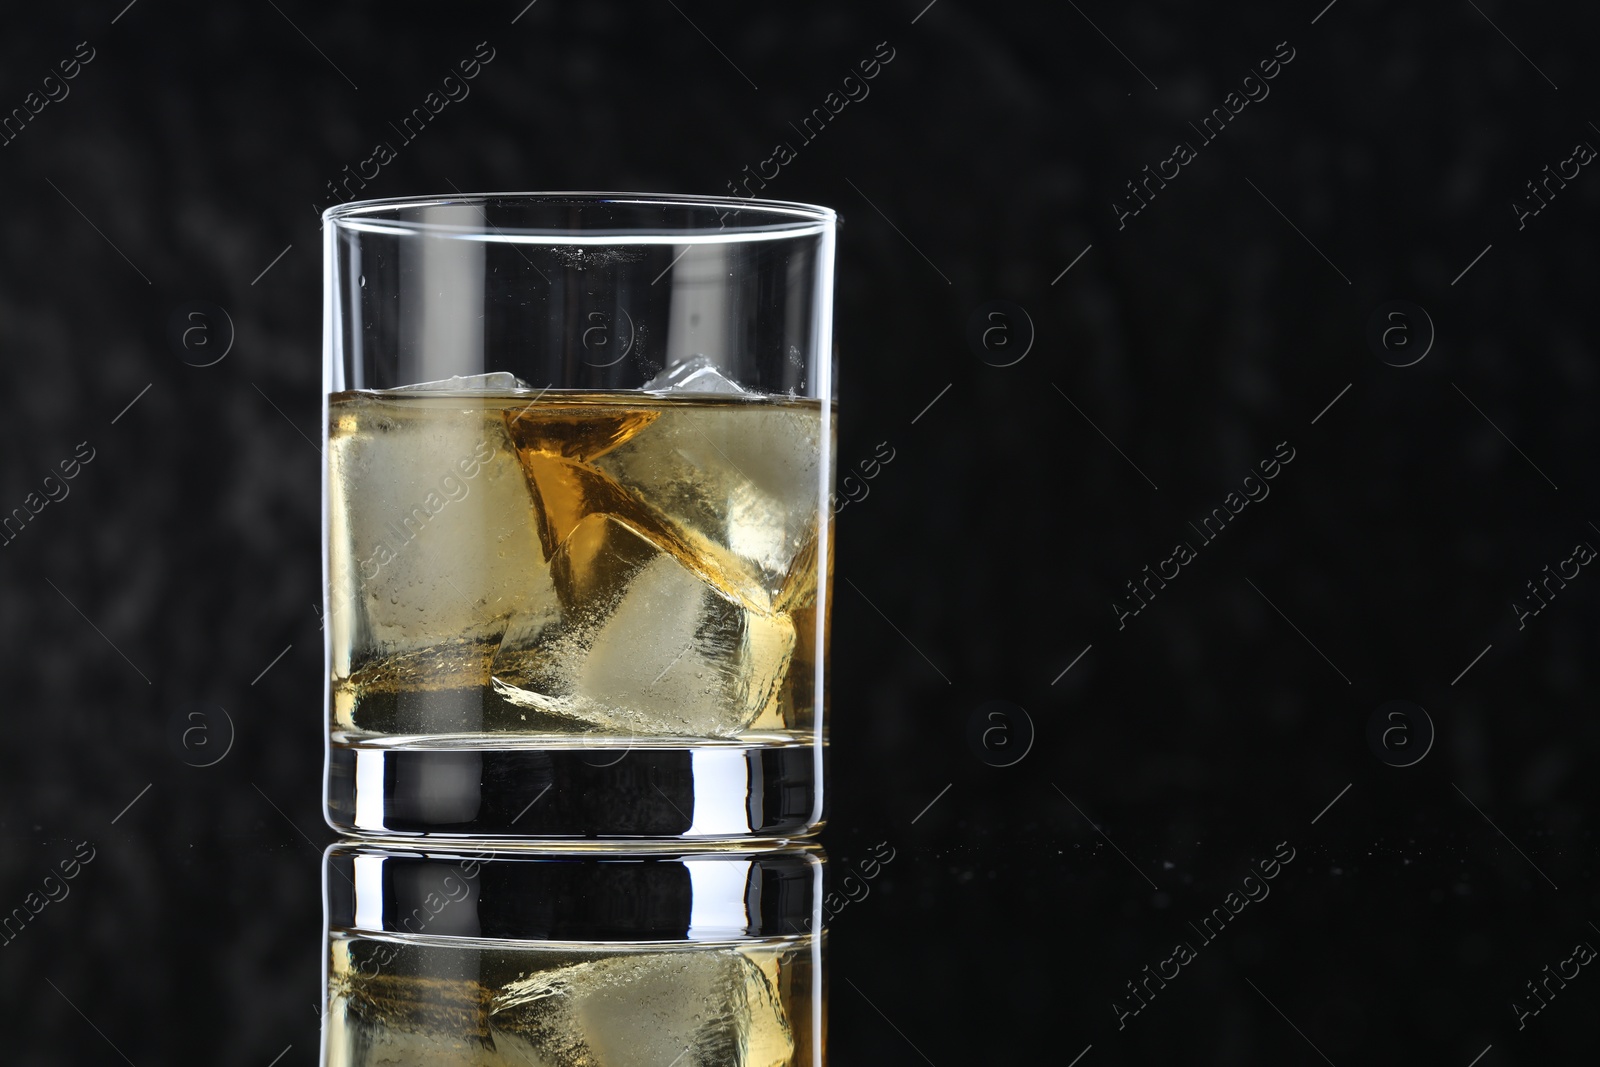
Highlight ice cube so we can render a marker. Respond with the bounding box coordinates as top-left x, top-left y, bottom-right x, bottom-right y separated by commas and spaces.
490, 513, 794, 737
326, 393, 554, 673
504, 405, 661, 463
393, 371, 532, 392
507, 444, 764, 606
489, 949, 793, 1067
643, 355, 751, 396
592, 400, 823, 600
